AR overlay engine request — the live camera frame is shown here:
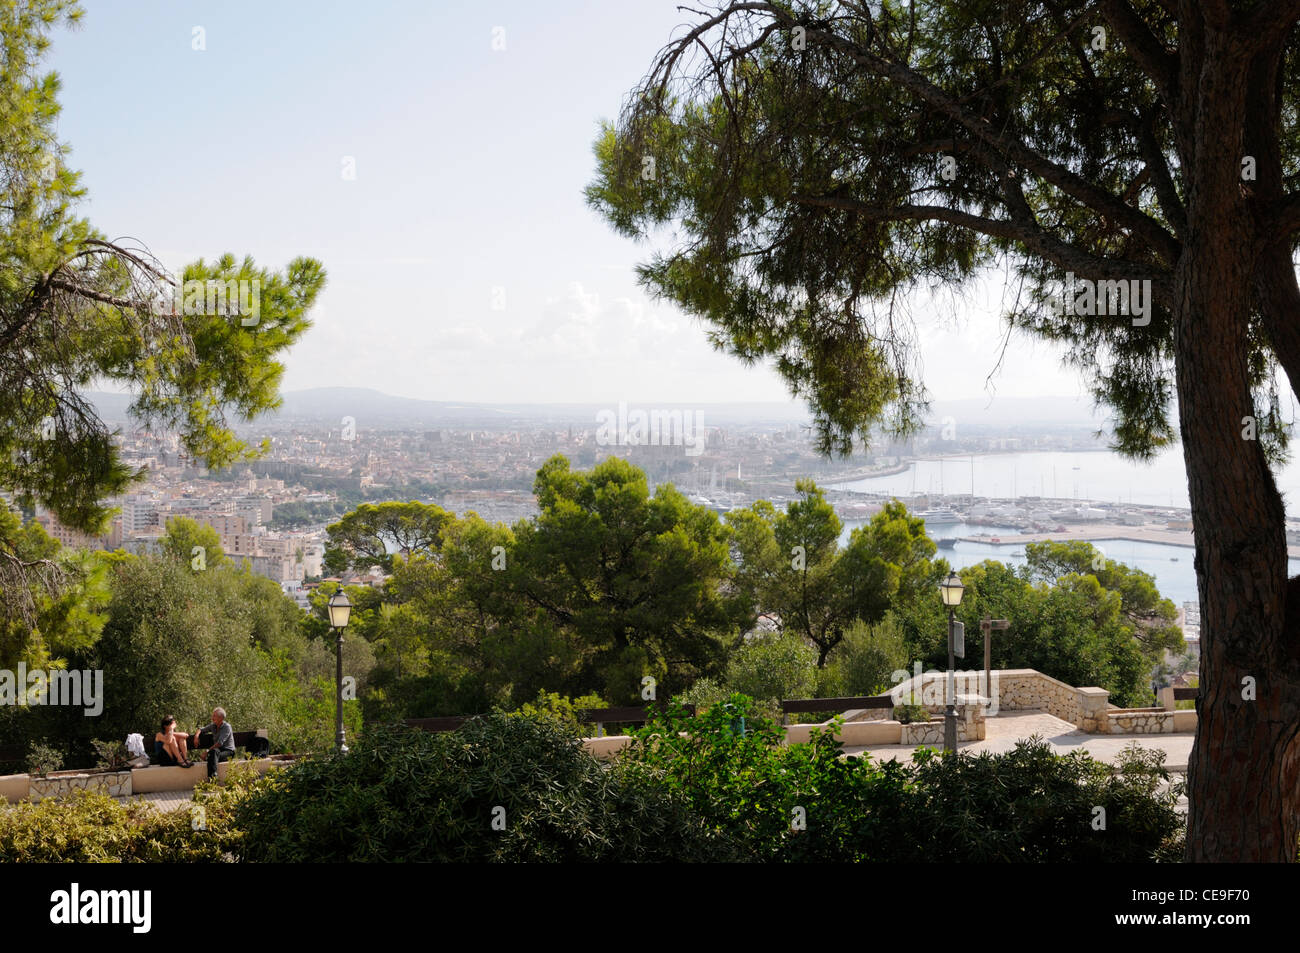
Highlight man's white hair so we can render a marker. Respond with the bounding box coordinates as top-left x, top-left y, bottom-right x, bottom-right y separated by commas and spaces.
213, 707, 226, 719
